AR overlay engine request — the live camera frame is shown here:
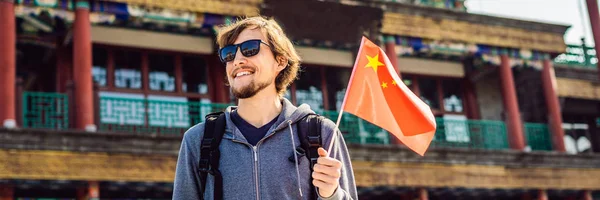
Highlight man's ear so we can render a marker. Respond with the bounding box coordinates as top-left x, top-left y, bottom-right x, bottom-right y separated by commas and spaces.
276, 56, 287, 70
